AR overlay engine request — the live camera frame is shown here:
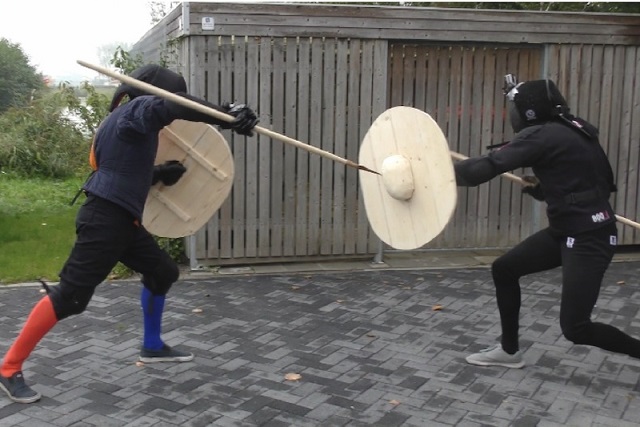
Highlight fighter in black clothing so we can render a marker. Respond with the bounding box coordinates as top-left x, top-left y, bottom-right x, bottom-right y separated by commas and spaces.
0, 65, 259, 403
457, 75, 640, 368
